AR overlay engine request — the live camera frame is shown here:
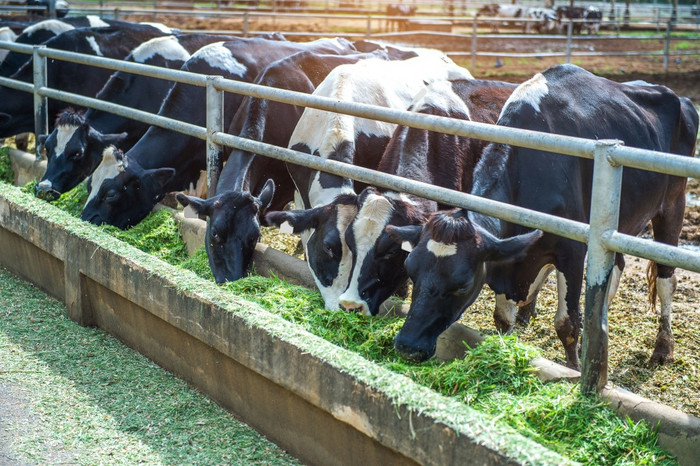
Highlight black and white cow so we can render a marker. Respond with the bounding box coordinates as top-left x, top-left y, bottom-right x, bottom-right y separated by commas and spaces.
555, 5, 601, 34
583, 6, 603, 35
0, 26, 18, 64
264, 53, 473, 311
336, 79, 518, 316
80, 37, 359, 230
0, 16, 126, 78
476, 3, 524, 33
0, 21, 172, 138
176, 44, 419, 284
523, 7, 558, 33
34, 33, 231, 201
386, 64, 699, 368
